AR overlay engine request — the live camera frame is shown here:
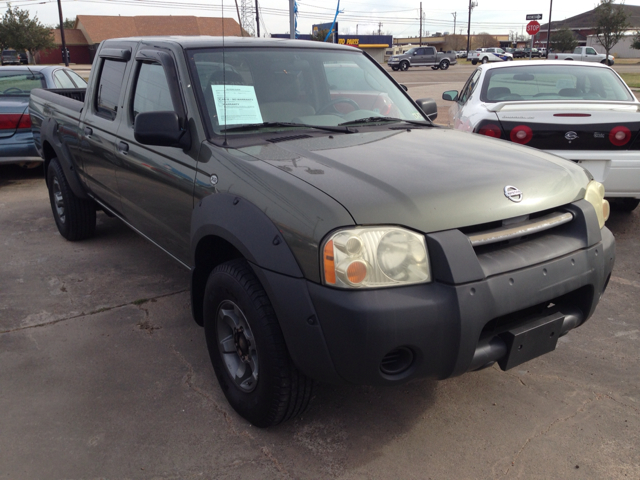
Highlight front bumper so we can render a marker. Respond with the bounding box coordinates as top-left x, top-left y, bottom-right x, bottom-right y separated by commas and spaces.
546, 149, 640, 198
258, 200, 615, 386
